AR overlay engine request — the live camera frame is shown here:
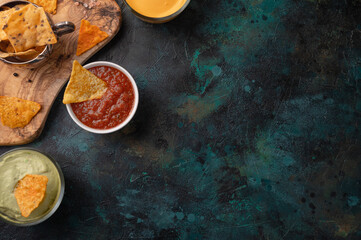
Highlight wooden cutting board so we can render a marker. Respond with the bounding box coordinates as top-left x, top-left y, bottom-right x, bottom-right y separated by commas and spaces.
0, 0, 122, 145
